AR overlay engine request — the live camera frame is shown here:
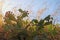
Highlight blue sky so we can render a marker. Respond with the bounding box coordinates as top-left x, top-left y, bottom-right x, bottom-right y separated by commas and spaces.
1, 0, 60, 23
